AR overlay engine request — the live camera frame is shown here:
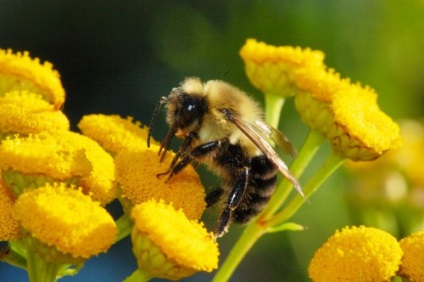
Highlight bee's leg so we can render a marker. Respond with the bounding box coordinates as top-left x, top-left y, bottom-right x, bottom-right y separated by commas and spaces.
215, 167, 249, 237
205, 187, 224, 208
164, 140, 220, 182
157, 132, 197, 178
